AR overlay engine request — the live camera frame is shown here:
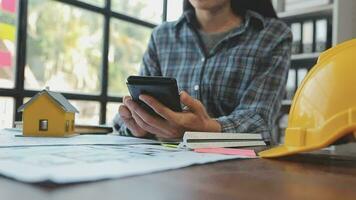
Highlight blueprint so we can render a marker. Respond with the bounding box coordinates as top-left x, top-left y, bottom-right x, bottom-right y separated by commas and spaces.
0, 129, 160, 147
0, 144, 247, 184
